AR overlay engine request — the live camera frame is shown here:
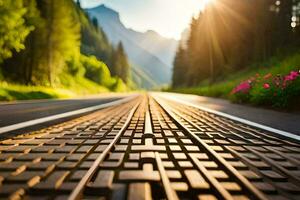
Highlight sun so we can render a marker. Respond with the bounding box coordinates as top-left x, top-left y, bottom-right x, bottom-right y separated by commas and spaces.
199, 0, 215, 10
